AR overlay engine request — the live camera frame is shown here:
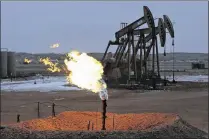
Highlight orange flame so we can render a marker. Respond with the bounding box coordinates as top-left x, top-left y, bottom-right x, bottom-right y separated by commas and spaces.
24, 58, 32, 64
39, 57, 61, 73
50, 43, 60, 48
64, 51, 107, 98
